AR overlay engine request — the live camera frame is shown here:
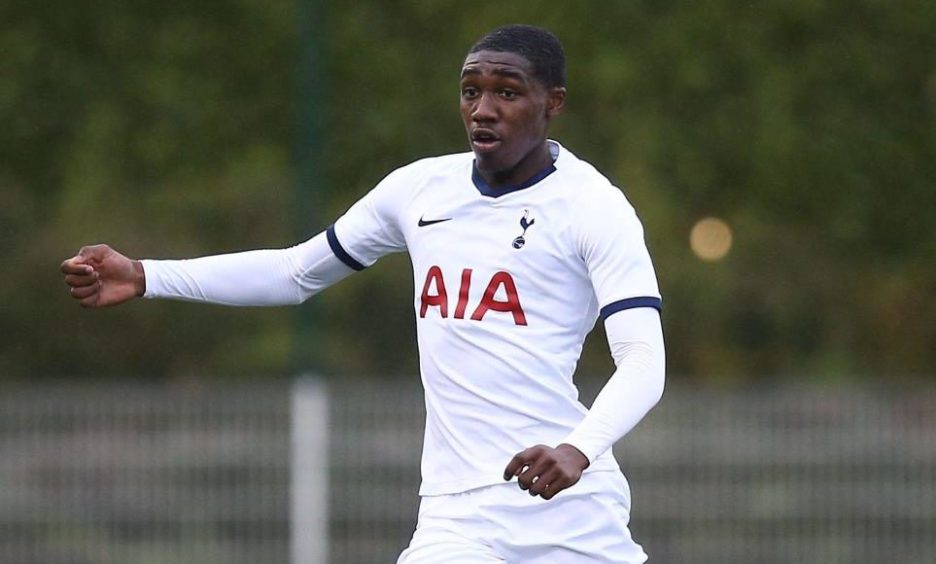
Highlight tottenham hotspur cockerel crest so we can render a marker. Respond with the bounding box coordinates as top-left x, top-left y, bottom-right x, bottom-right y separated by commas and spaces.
512, 210, 535, 249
